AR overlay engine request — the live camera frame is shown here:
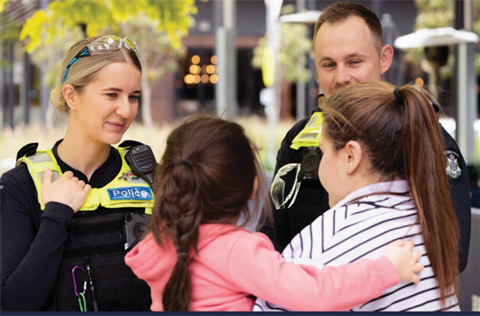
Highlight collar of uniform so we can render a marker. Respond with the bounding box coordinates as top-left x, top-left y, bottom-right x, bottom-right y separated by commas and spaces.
330, 180, 409, 210
429, 98, 440, 113
51, 139, 122, 188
